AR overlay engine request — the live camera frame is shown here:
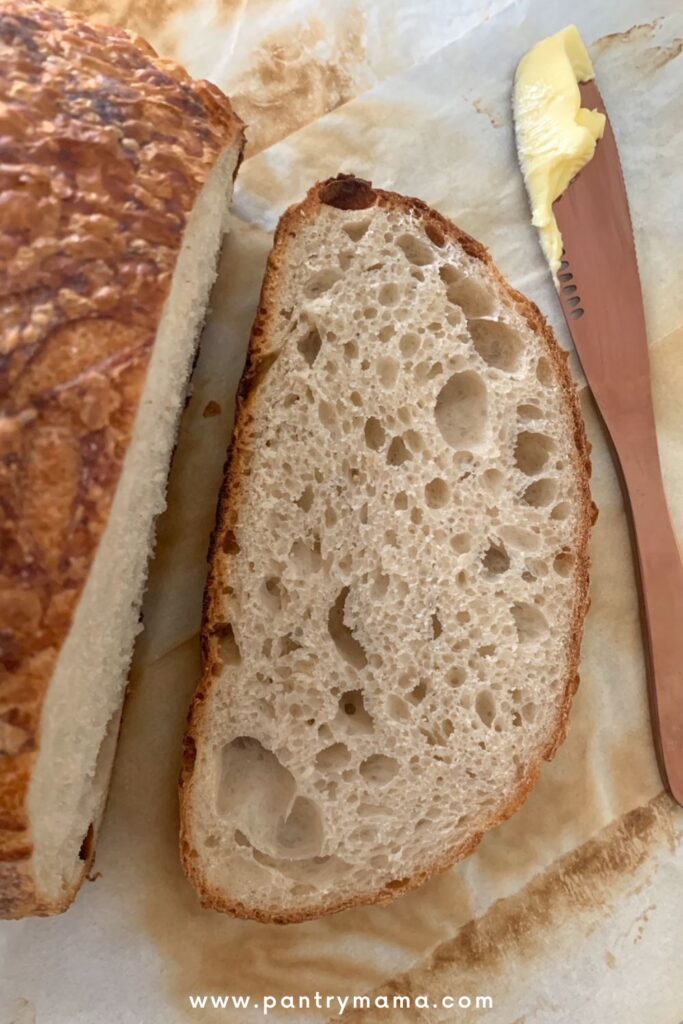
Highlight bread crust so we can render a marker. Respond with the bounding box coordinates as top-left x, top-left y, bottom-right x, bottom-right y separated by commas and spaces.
0, 0, 243, 918
180, 175, 594, 923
